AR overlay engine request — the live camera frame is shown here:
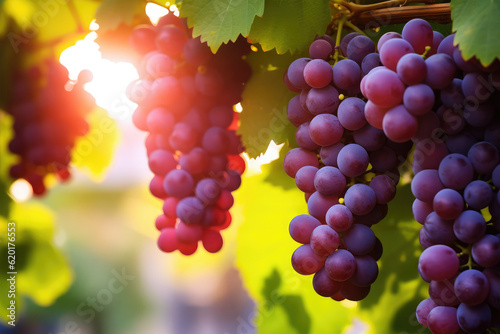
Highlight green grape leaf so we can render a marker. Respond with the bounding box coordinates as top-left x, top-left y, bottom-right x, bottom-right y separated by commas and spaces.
95, 0, 144, 32
181, 0, 265, 52
0, 202, 73, 323
238, 48, 298, 158
236, 172, 425, 333
248, 0, 331, 54
451, 0, 500, 66
72, 109, 120, 181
